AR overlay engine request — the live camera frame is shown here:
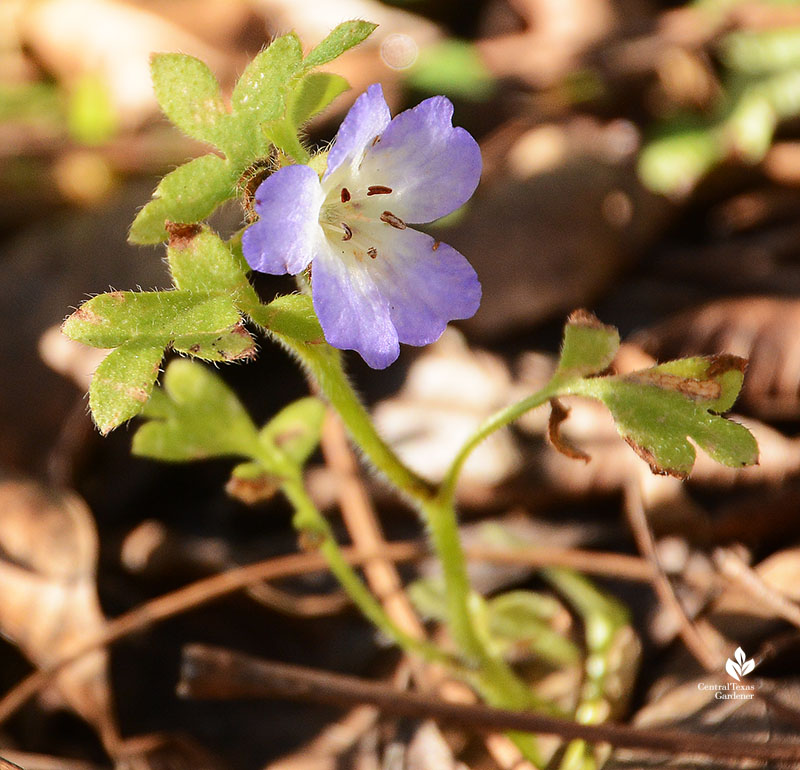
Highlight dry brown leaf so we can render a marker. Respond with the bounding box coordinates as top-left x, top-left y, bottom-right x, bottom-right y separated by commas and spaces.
606, 677, 800, 769
633, 297, 800, 419
0, 480, 118, 752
